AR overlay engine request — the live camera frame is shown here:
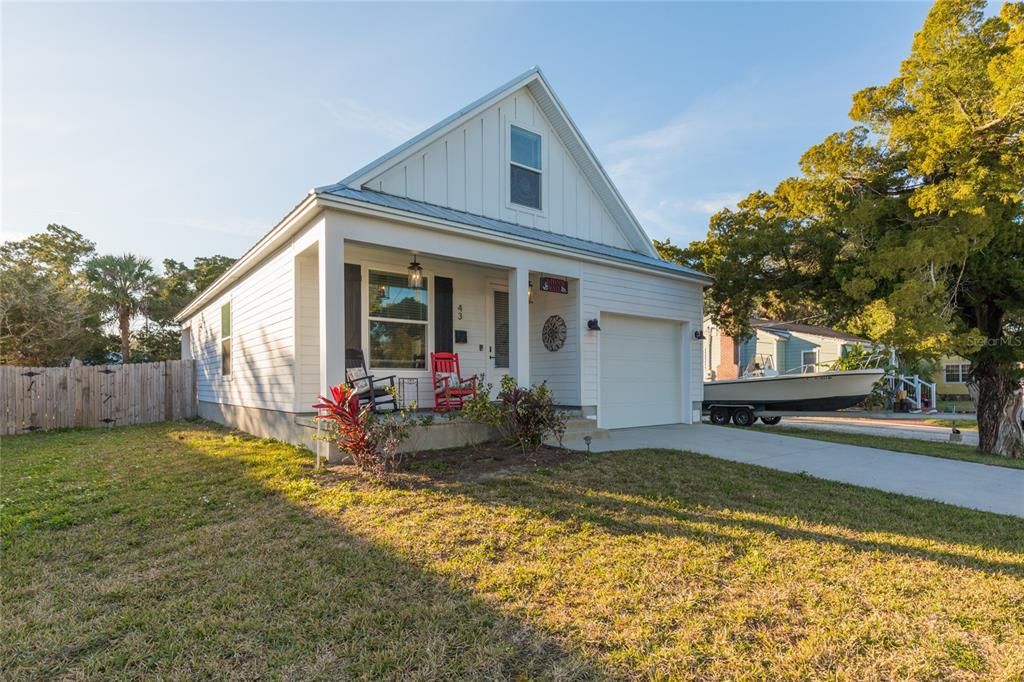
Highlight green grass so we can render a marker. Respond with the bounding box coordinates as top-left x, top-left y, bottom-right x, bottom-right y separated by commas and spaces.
923, 417, 978, 430
938, 400, 976, 414
3, 423, 1023, 680
750, 425, 1024, 470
